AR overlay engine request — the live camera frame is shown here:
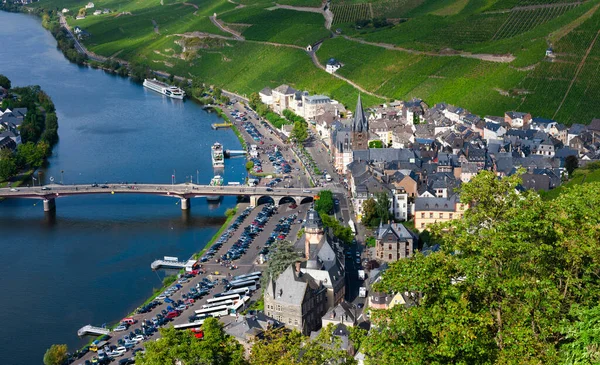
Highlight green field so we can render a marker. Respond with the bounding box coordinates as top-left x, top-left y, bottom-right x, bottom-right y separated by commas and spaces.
31, 0, 600, 122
